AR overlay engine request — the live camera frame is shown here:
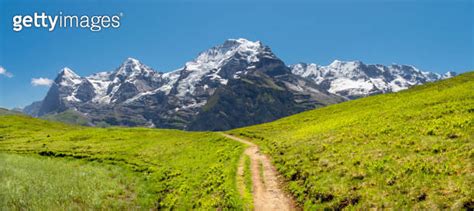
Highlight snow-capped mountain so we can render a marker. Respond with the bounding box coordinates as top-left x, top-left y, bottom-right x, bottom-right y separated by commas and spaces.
290, 60, 456, 99
25, 38, 454, 130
